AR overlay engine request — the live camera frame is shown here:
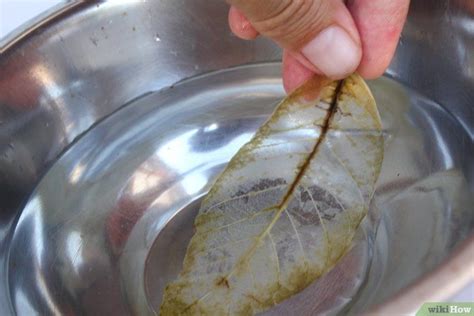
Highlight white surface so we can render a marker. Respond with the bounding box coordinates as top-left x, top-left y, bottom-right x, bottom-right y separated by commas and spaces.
0, 0, 62, 39
0, 0, 473, 306
453, 282, 474, 302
